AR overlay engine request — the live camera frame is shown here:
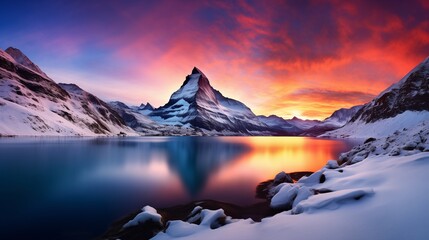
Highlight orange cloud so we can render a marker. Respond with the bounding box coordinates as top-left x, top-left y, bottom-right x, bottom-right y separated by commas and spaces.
4, 0, 428, 120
